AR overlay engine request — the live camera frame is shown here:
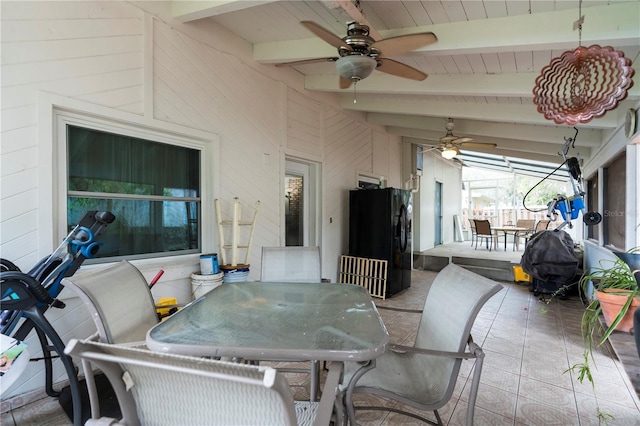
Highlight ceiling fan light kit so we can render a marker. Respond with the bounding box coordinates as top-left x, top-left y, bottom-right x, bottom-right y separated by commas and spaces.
441, 146, 459, 160
336, 56, 377, 82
